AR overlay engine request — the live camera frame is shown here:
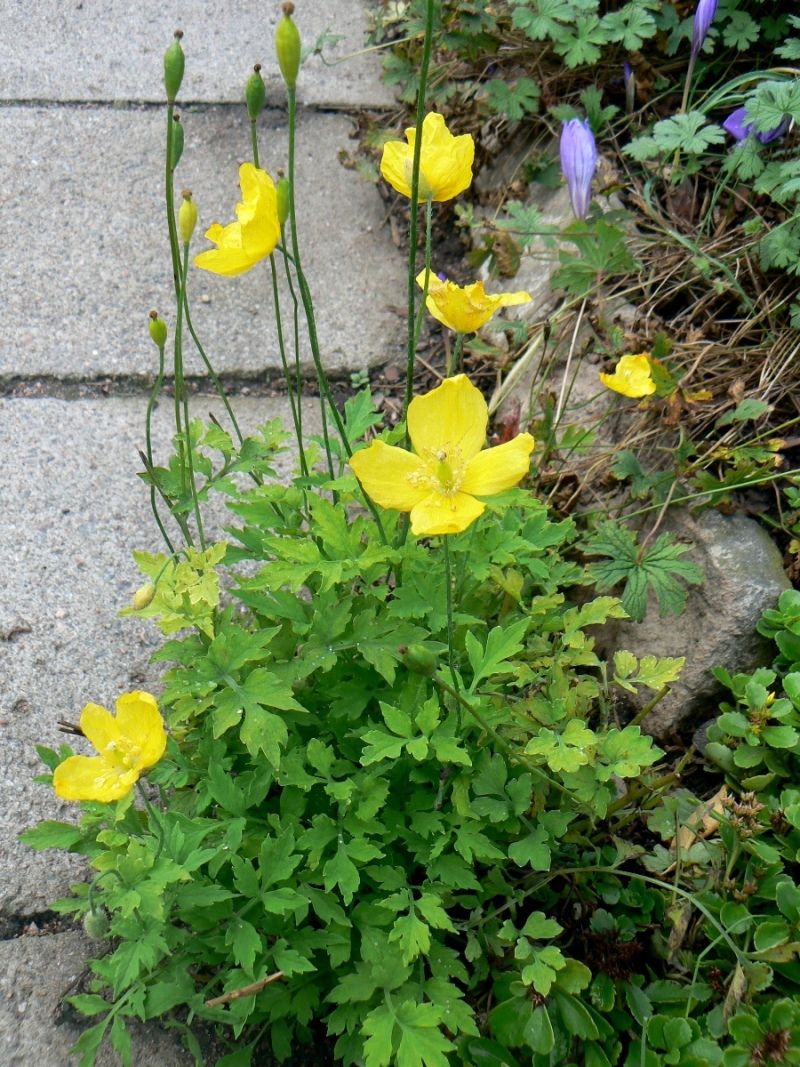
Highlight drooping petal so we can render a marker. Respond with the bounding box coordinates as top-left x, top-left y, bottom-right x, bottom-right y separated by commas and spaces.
53, 755, 134, 803
417, 271, 531, 334
79, 703, 120, 756
461, 433, 535, 496
349, 440, 429, 513
194, 164, 280, 276
407, 375, 488, 462
409, 491, 485, 537
380, 139, 414, 198
496, 290, 532, 310
599, 353, 656, 398
114, 691, 167, 769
